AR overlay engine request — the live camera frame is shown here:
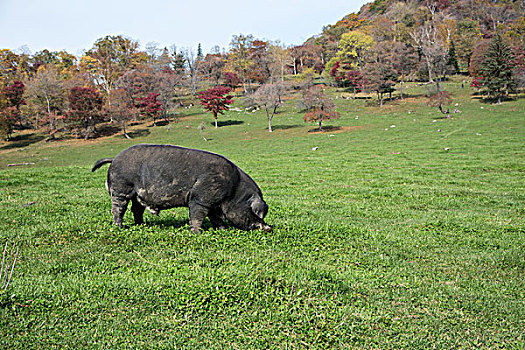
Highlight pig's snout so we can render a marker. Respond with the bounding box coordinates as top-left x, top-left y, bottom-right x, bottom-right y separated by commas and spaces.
257, 222, 273, 232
